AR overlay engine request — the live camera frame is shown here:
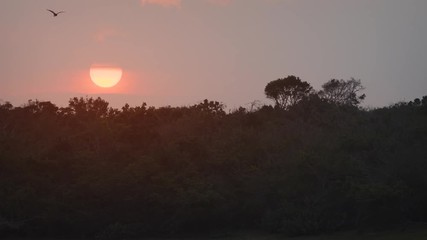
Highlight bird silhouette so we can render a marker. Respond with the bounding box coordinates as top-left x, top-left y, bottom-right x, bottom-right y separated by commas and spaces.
47, 9, 65, 17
